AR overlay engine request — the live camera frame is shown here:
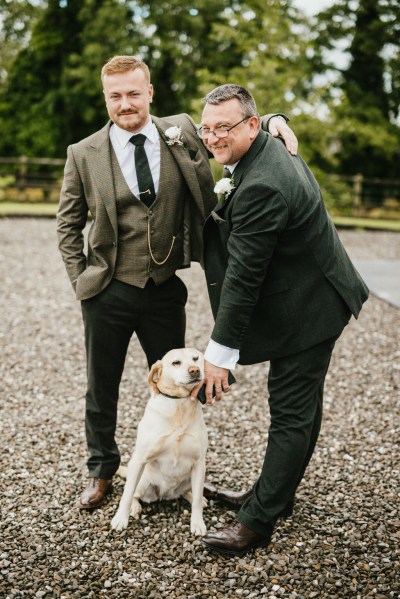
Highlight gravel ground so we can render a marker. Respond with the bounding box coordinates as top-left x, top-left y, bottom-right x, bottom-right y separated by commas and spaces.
0, 219, 399, 599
